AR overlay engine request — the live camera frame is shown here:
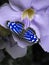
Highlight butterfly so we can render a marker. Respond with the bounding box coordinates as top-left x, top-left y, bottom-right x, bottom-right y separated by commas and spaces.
7, 21, 24, 35
23, 28, 39, 43
7, 21, 39, 43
